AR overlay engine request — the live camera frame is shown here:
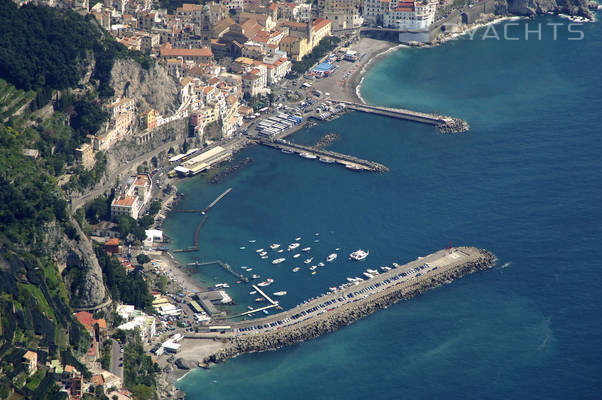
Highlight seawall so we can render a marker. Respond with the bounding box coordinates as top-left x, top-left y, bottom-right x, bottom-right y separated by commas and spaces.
203, 247, 495, 364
